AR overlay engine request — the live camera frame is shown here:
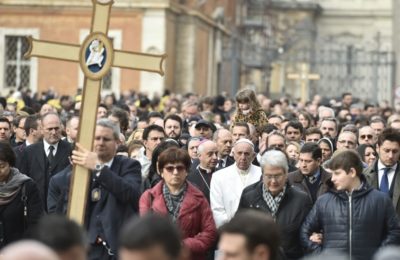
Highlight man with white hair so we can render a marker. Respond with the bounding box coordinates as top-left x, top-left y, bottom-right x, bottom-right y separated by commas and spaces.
210, 139, 262, 227
318, 106, 335, 122
239, 150, 312, 259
